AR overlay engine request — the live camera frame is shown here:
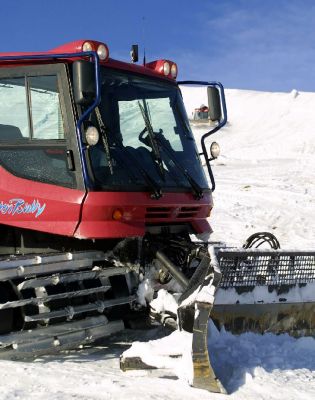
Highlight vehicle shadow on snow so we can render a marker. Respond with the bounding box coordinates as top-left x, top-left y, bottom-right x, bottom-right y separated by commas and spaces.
38, 326, 169, 364
208, 327, 315, 394
35, 325, 315, 395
